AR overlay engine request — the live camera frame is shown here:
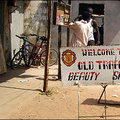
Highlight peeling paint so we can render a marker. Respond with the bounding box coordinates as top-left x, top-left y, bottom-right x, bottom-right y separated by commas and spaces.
24, 1, 48, 36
